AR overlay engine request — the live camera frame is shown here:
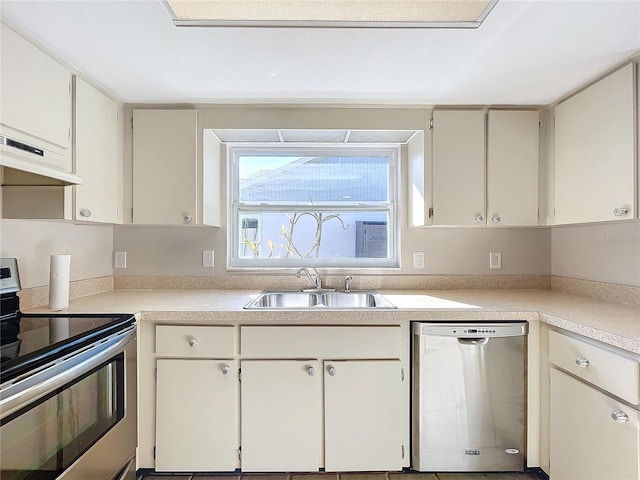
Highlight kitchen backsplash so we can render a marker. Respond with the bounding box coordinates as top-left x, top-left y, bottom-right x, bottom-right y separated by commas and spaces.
112, 273, 551, 291
17, 274, 639, 310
